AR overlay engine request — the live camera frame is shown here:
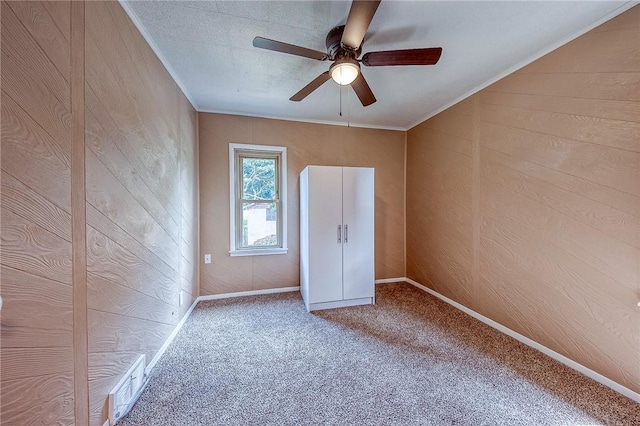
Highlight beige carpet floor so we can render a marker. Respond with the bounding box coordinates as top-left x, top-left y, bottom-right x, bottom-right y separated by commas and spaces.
119, 282, 639, 425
